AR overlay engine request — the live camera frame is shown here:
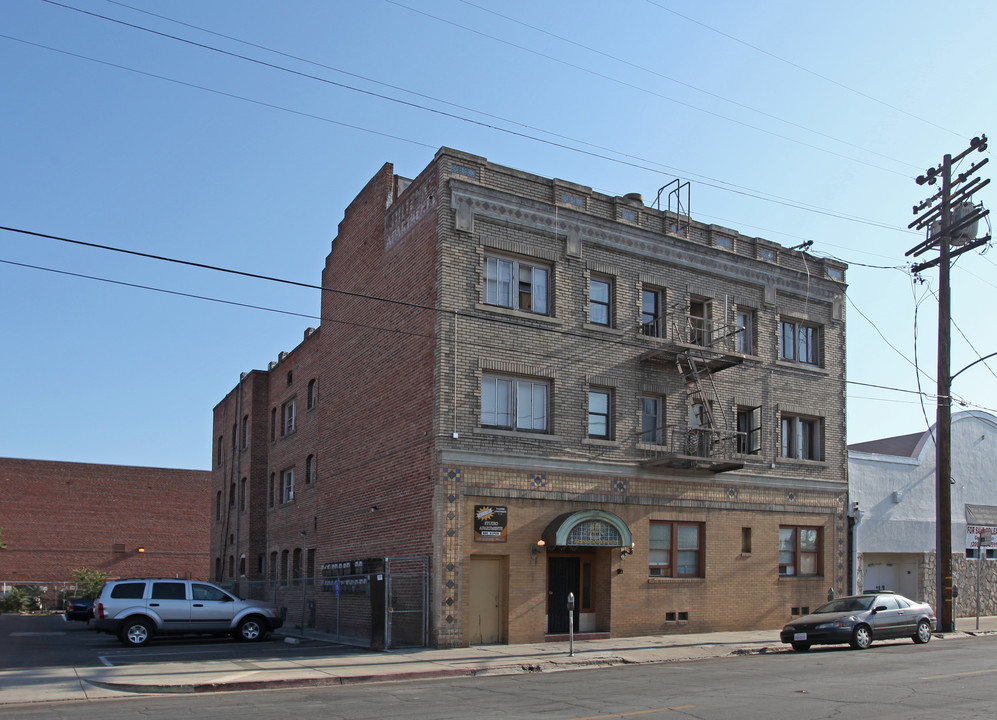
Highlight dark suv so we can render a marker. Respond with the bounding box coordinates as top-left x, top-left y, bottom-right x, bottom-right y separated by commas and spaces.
94, 578, 283, 647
